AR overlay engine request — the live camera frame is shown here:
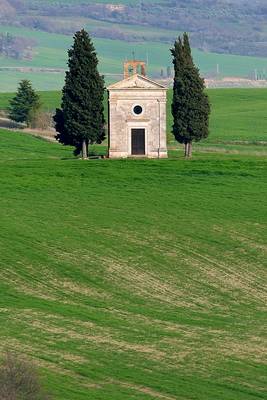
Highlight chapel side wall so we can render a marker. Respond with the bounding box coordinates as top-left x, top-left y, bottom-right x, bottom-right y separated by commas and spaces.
108, 92, 128, 158
147, 90, 167, 158
159, 95, 168, 157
